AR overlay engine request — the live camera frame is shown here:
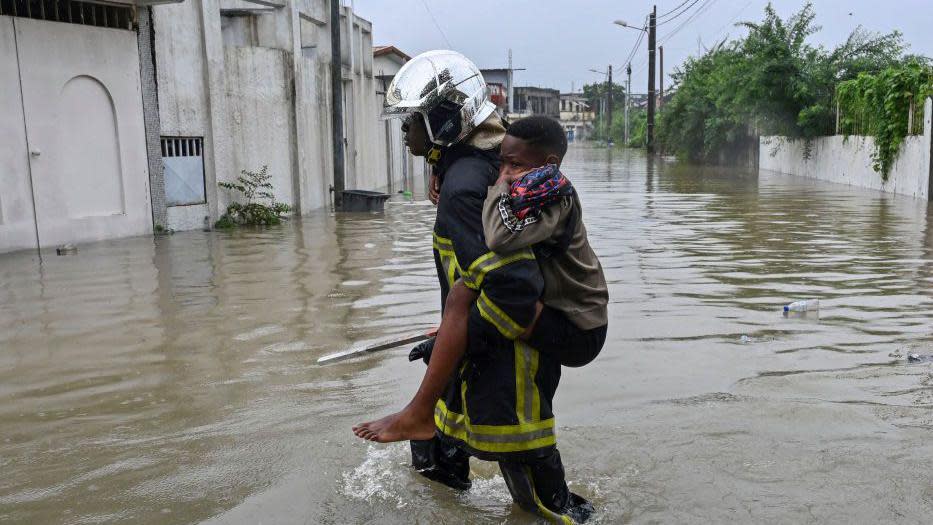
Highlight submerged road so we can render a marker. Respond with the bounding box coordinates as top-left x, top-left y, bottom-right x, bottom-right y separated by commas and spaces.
2, 146, 933, 523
